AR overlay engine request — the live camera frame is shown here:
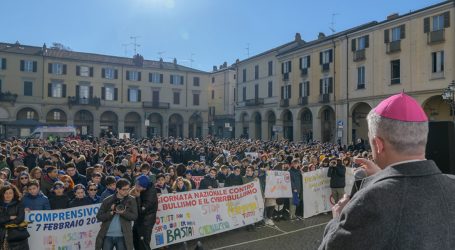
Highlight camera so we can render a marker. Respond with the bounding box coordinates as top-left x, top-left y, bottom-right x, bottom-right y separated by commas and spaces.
113, 199, 127, 213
